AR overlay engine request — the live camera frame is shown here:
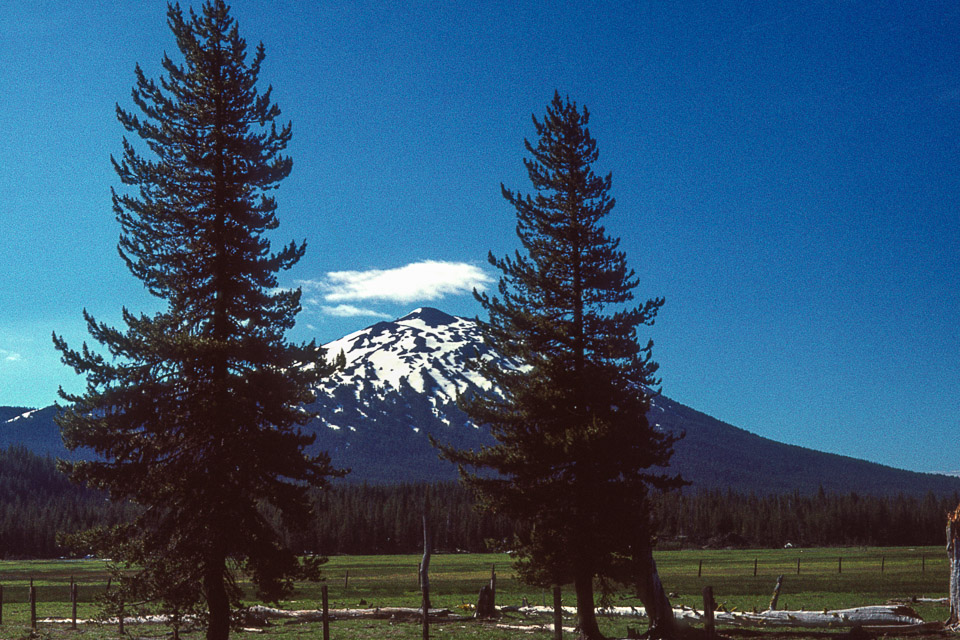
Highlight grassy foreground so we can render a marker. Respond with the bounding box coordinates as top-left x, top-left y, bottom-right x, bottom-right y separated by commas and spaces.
0, 547, 950, 639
